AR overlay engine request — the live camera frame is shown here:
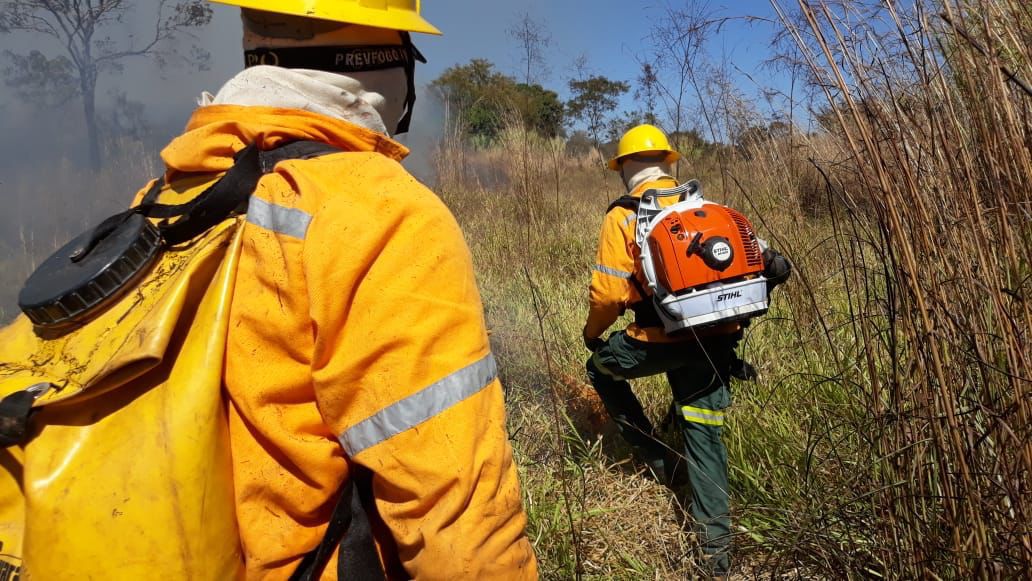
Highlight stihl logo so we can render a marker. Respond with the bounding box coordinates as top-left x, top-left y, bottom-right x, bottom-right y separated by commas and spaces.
716, 291, 742, 302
